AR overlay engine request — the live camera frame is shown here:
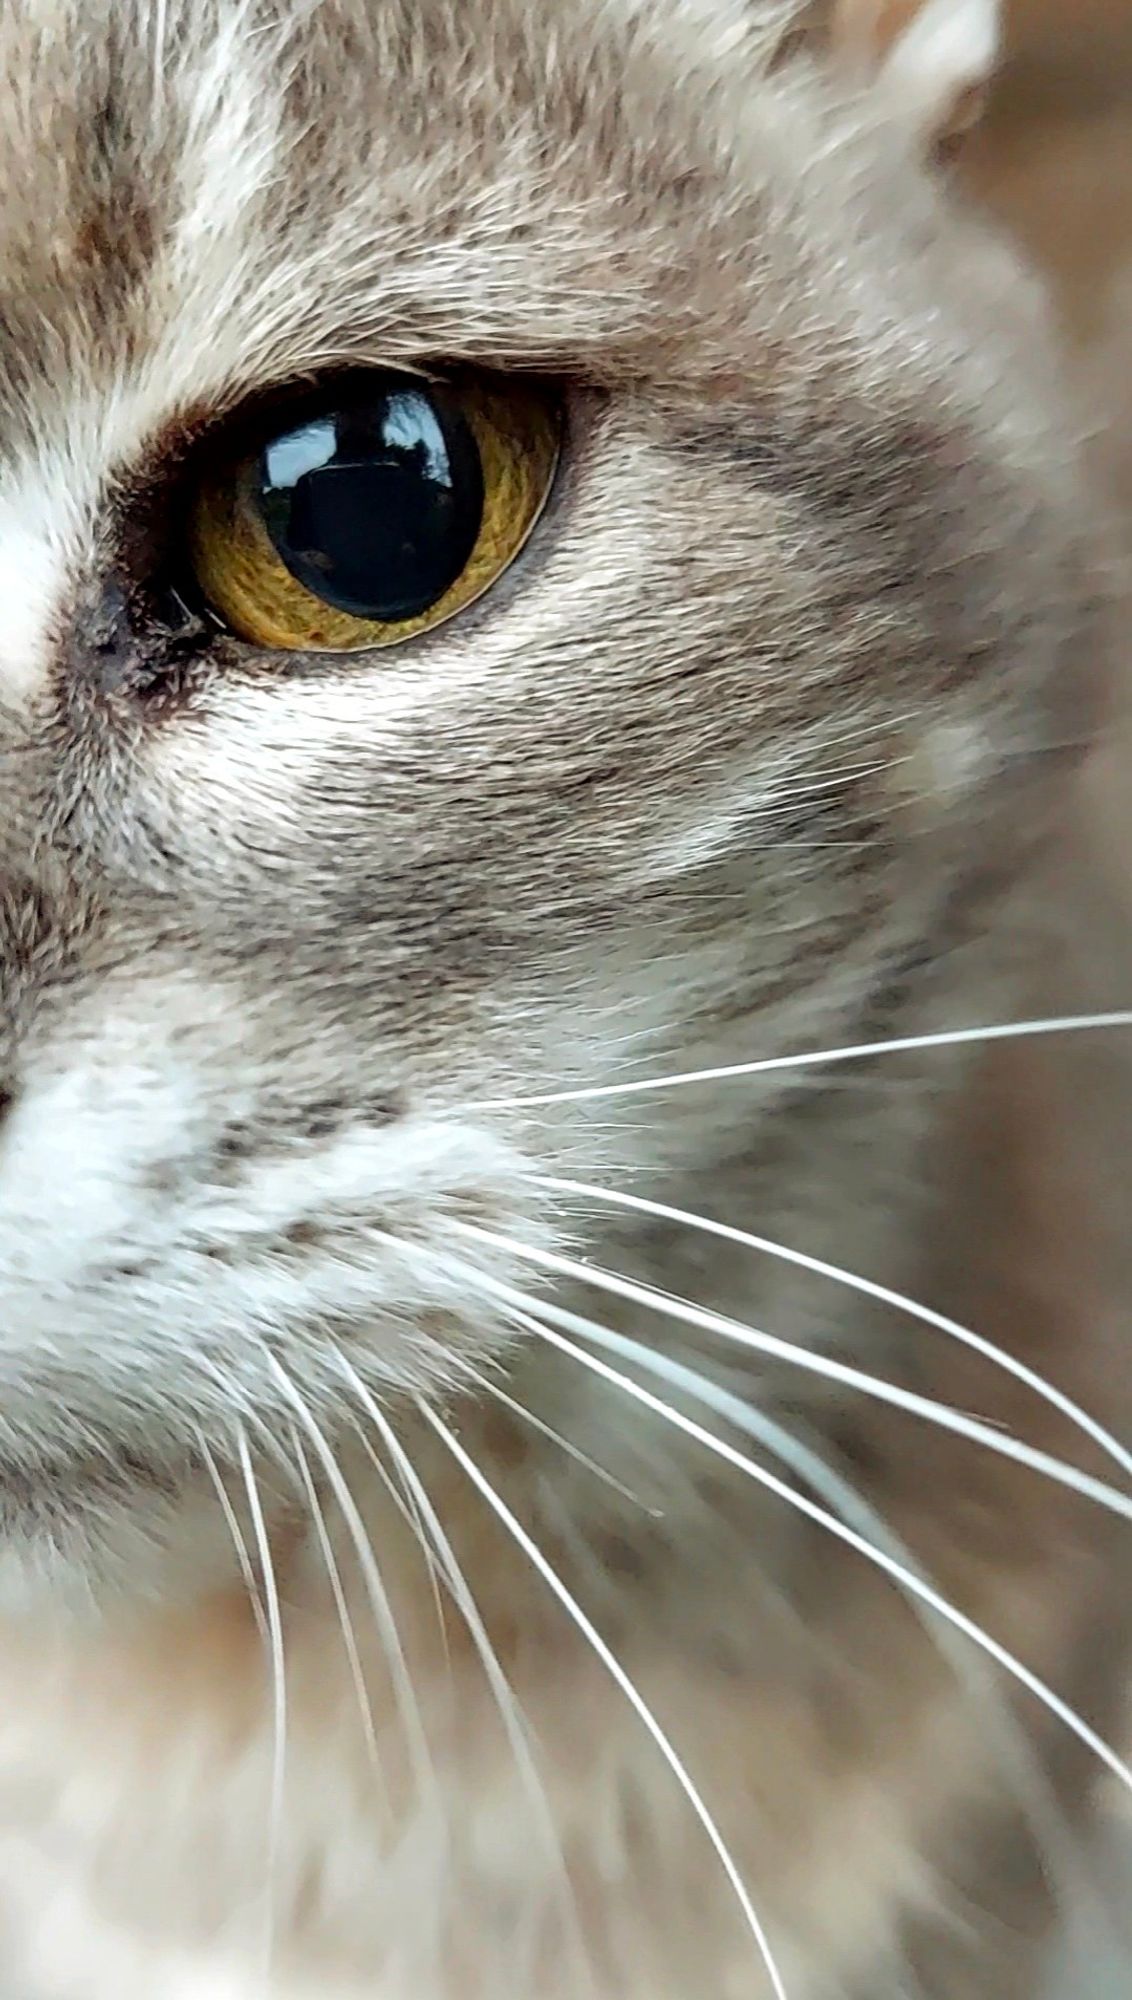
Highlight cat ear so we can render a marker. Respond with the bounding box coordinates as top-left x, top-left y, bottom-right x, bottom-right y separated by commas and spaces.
829, 0, 1002, 156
